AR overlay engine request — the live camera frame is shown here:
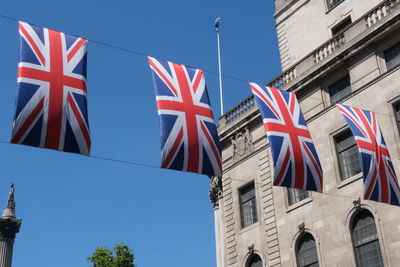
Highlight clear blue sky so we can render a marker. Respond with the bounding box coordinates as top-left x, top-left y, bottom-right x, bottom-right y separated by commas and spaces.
0, 1, 281, 266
